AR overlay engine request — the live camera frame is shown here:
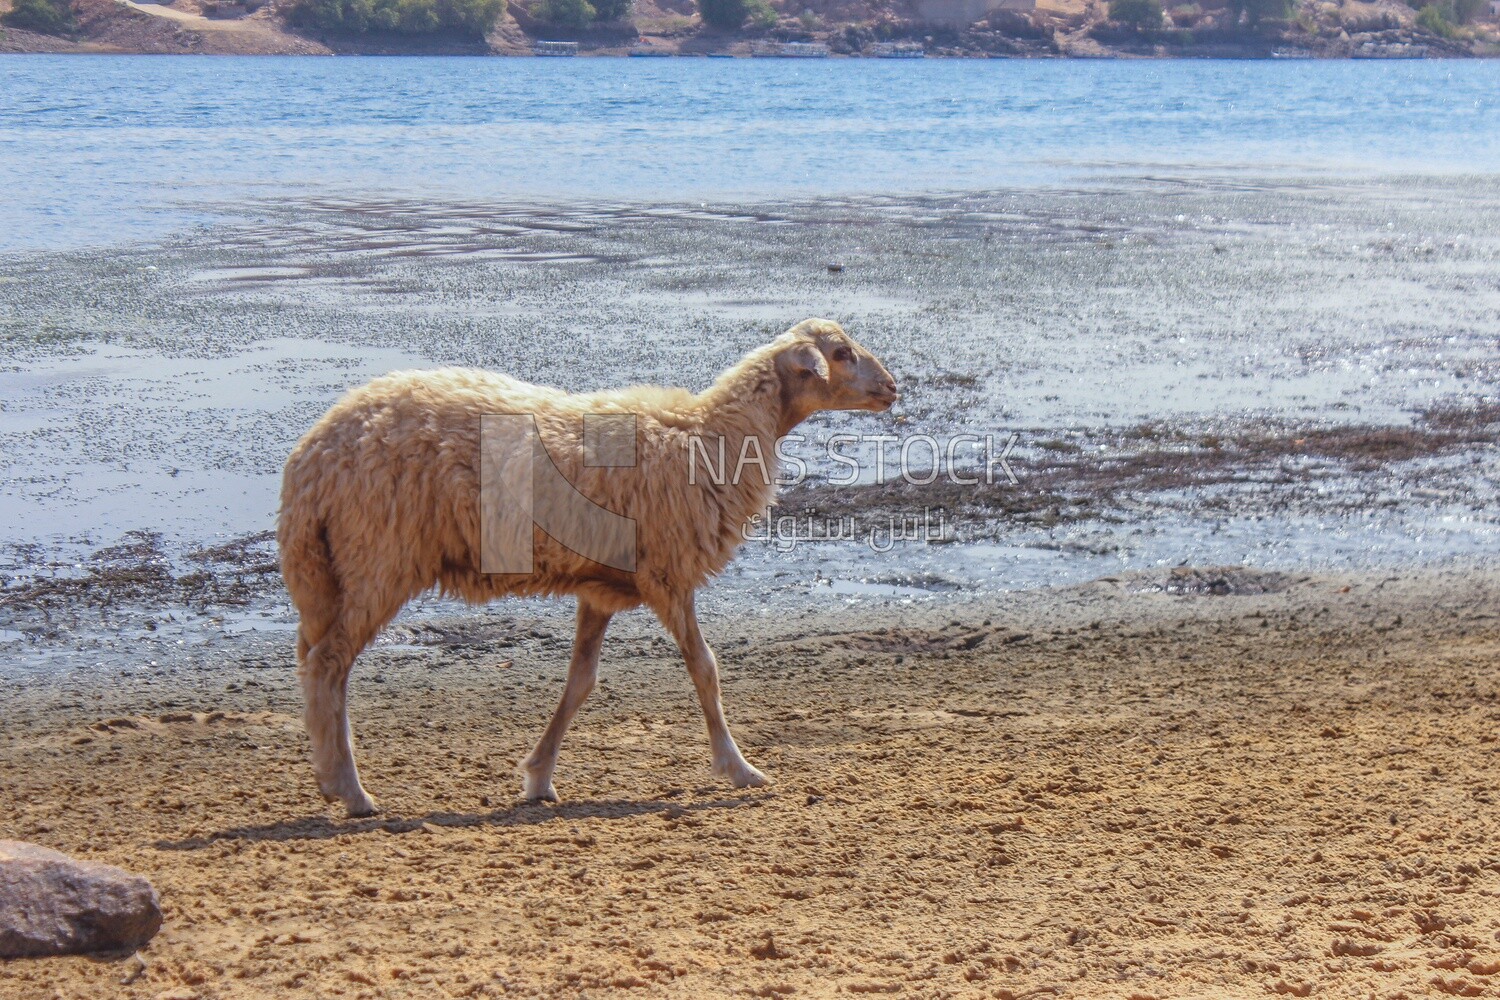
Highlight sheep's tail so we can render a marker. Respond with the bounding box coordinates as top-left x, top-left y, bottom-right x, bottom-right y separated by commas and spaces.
278, 496, 341, 668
